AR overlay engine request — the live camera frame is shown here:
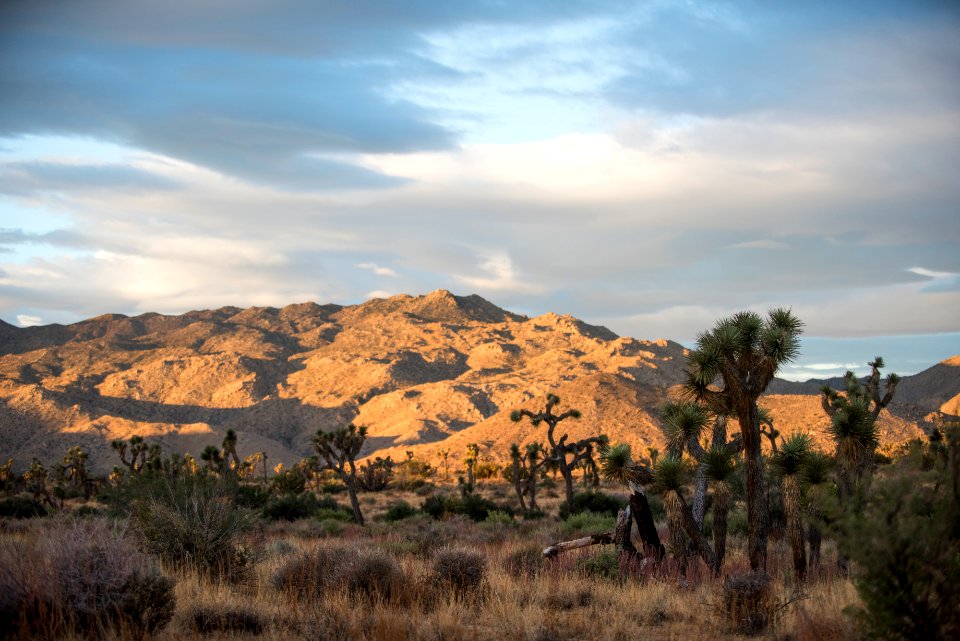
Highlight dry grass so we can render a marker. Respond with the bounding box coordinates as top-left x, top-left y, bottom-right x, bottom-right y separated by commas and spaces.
0, 482, 864, 641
